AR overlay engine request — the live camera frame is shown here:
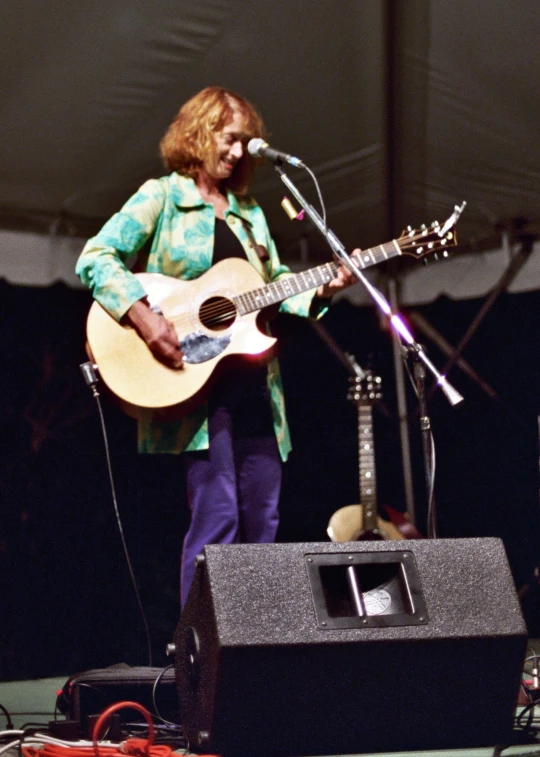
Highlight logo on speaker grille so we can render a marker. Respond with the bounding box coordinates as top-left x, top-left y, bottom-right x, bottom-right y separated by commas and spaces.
364, 588, 392, 615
